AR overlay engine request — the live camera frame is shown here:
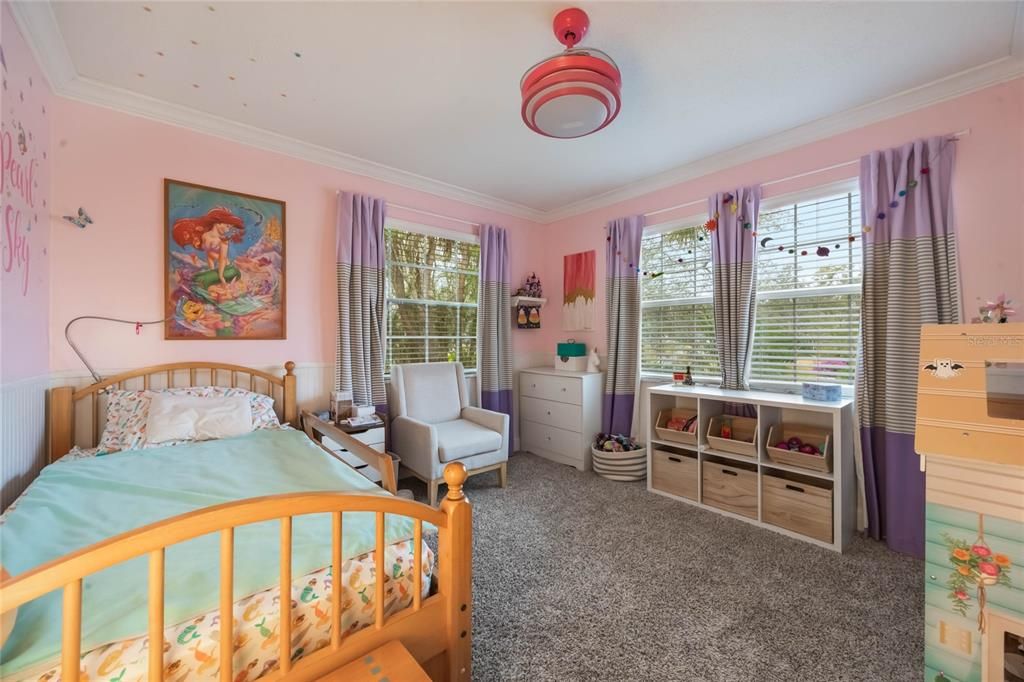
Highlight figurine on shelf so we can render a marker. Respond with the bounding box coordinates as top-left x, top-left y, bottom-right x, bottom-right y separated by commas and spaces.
514, 272, 543, 299
975, 294, 1016, 323
683, 365, 694, 386
587, 347, 600, 373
